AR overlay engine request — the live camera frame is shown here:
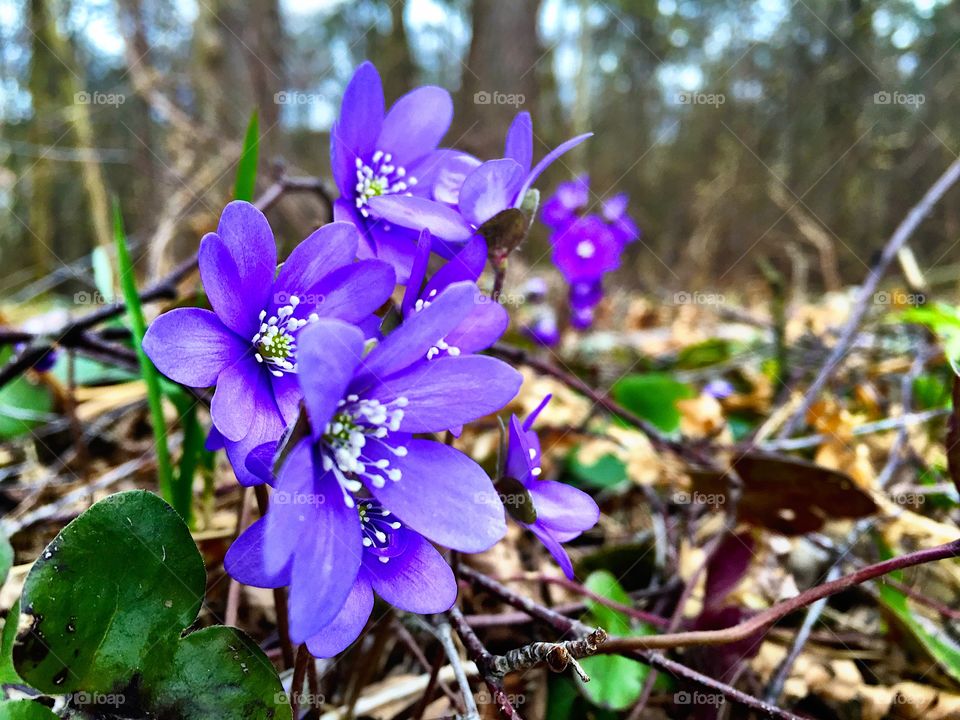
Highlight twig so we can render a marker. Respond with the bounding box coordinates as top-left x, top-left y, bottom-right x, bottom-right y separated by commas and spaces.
486, 628, 608, 681
289, 644, 310, 718
760, 407, 949, 451
254, 484, 294, 669
446, 606, 523, 720
436, 616, 481, 720
602, 538, 960, 652
778, 154, 960, 438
